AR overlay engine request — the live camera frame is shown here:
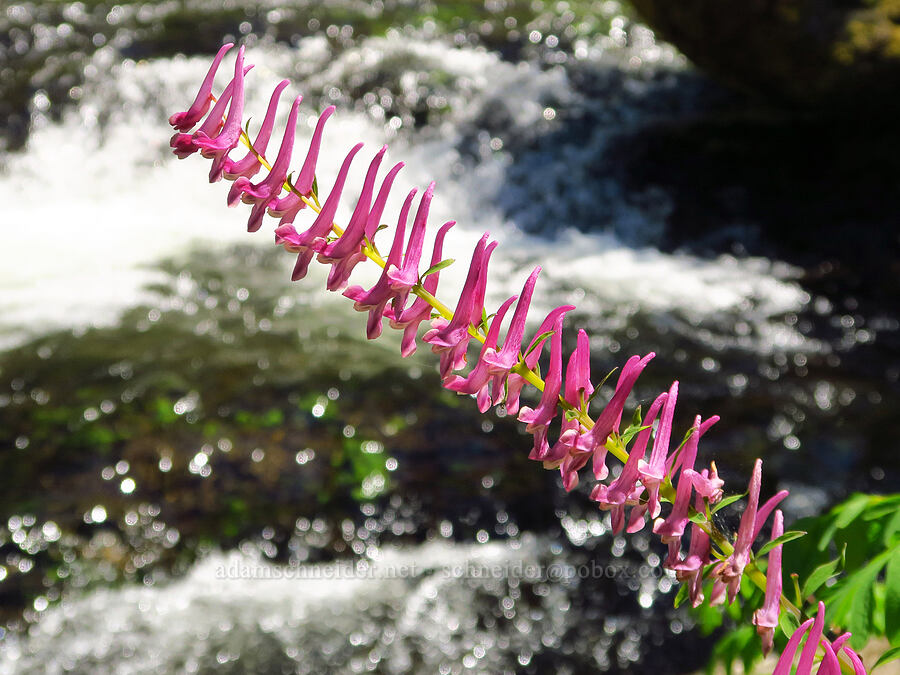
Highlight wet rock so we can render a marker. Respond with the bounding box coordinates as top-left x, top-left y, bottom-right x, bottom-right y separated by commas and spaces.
630, 0, 900, 110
